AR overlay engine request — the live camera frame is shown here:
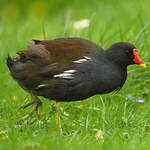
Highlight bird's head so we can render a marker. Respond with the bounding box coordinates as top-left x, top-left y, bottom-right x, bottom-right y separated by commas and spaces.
107, 42, 146, 68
